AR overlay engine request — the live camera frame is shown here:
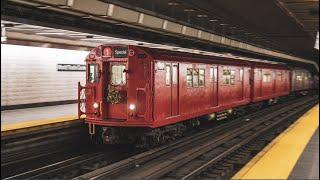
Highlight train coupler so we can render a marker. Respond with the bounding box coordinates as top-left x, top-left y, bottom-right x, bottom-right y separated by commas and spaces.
88, 123, 96, 135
